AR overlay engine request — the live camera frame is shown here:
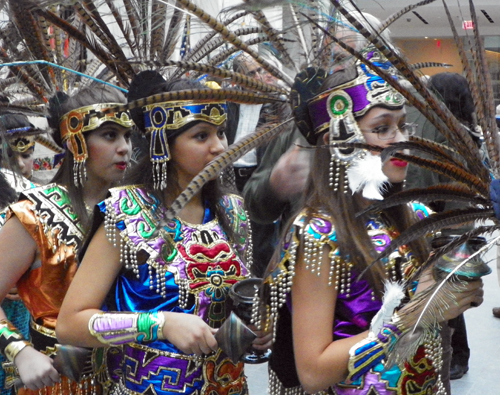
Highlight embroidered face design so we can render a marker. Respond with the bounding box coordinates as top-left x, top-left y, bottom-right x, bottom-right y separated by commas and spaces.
177, 228, 245, 326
